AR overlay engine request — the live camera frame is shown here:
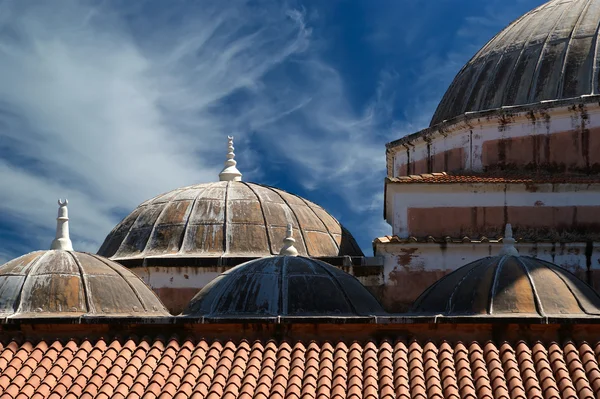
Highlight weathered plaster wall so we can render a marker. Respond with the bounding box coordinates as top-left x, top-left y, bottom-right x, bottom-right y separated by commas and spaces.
375, 241, 600, 312
131, 266, 226, 314
387, 182, 600, 237
390, 102, 600, 176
